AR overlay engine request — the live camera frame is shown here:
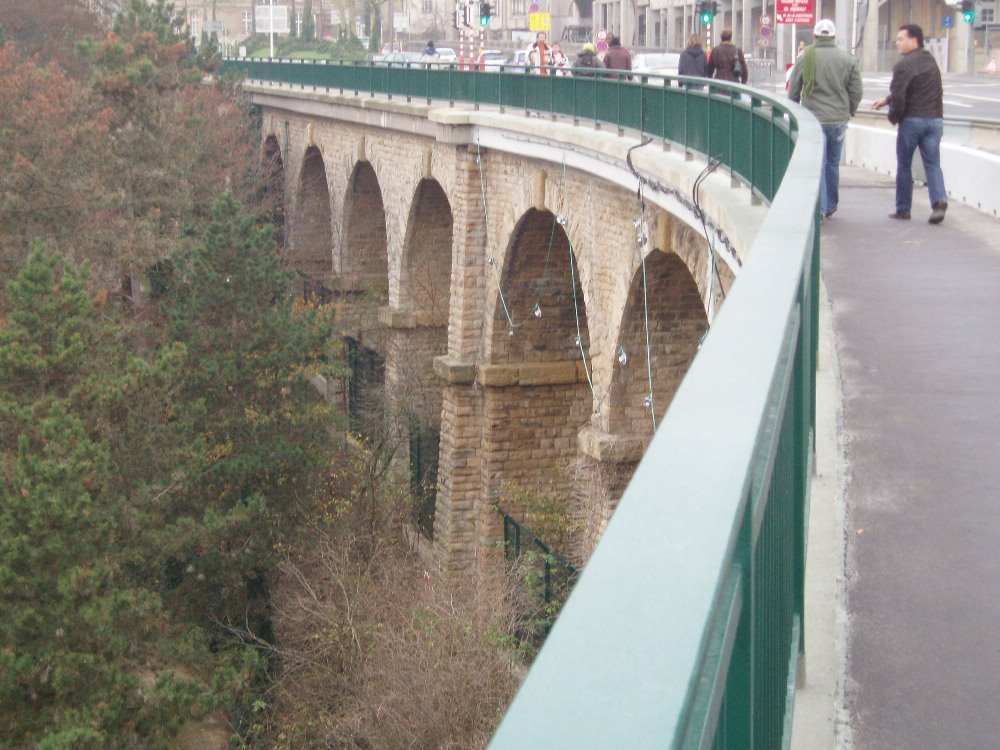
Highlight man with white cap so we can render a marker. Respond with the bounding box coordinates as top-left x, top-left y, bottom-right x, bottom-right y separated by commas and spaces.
788, 19, 863, 219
